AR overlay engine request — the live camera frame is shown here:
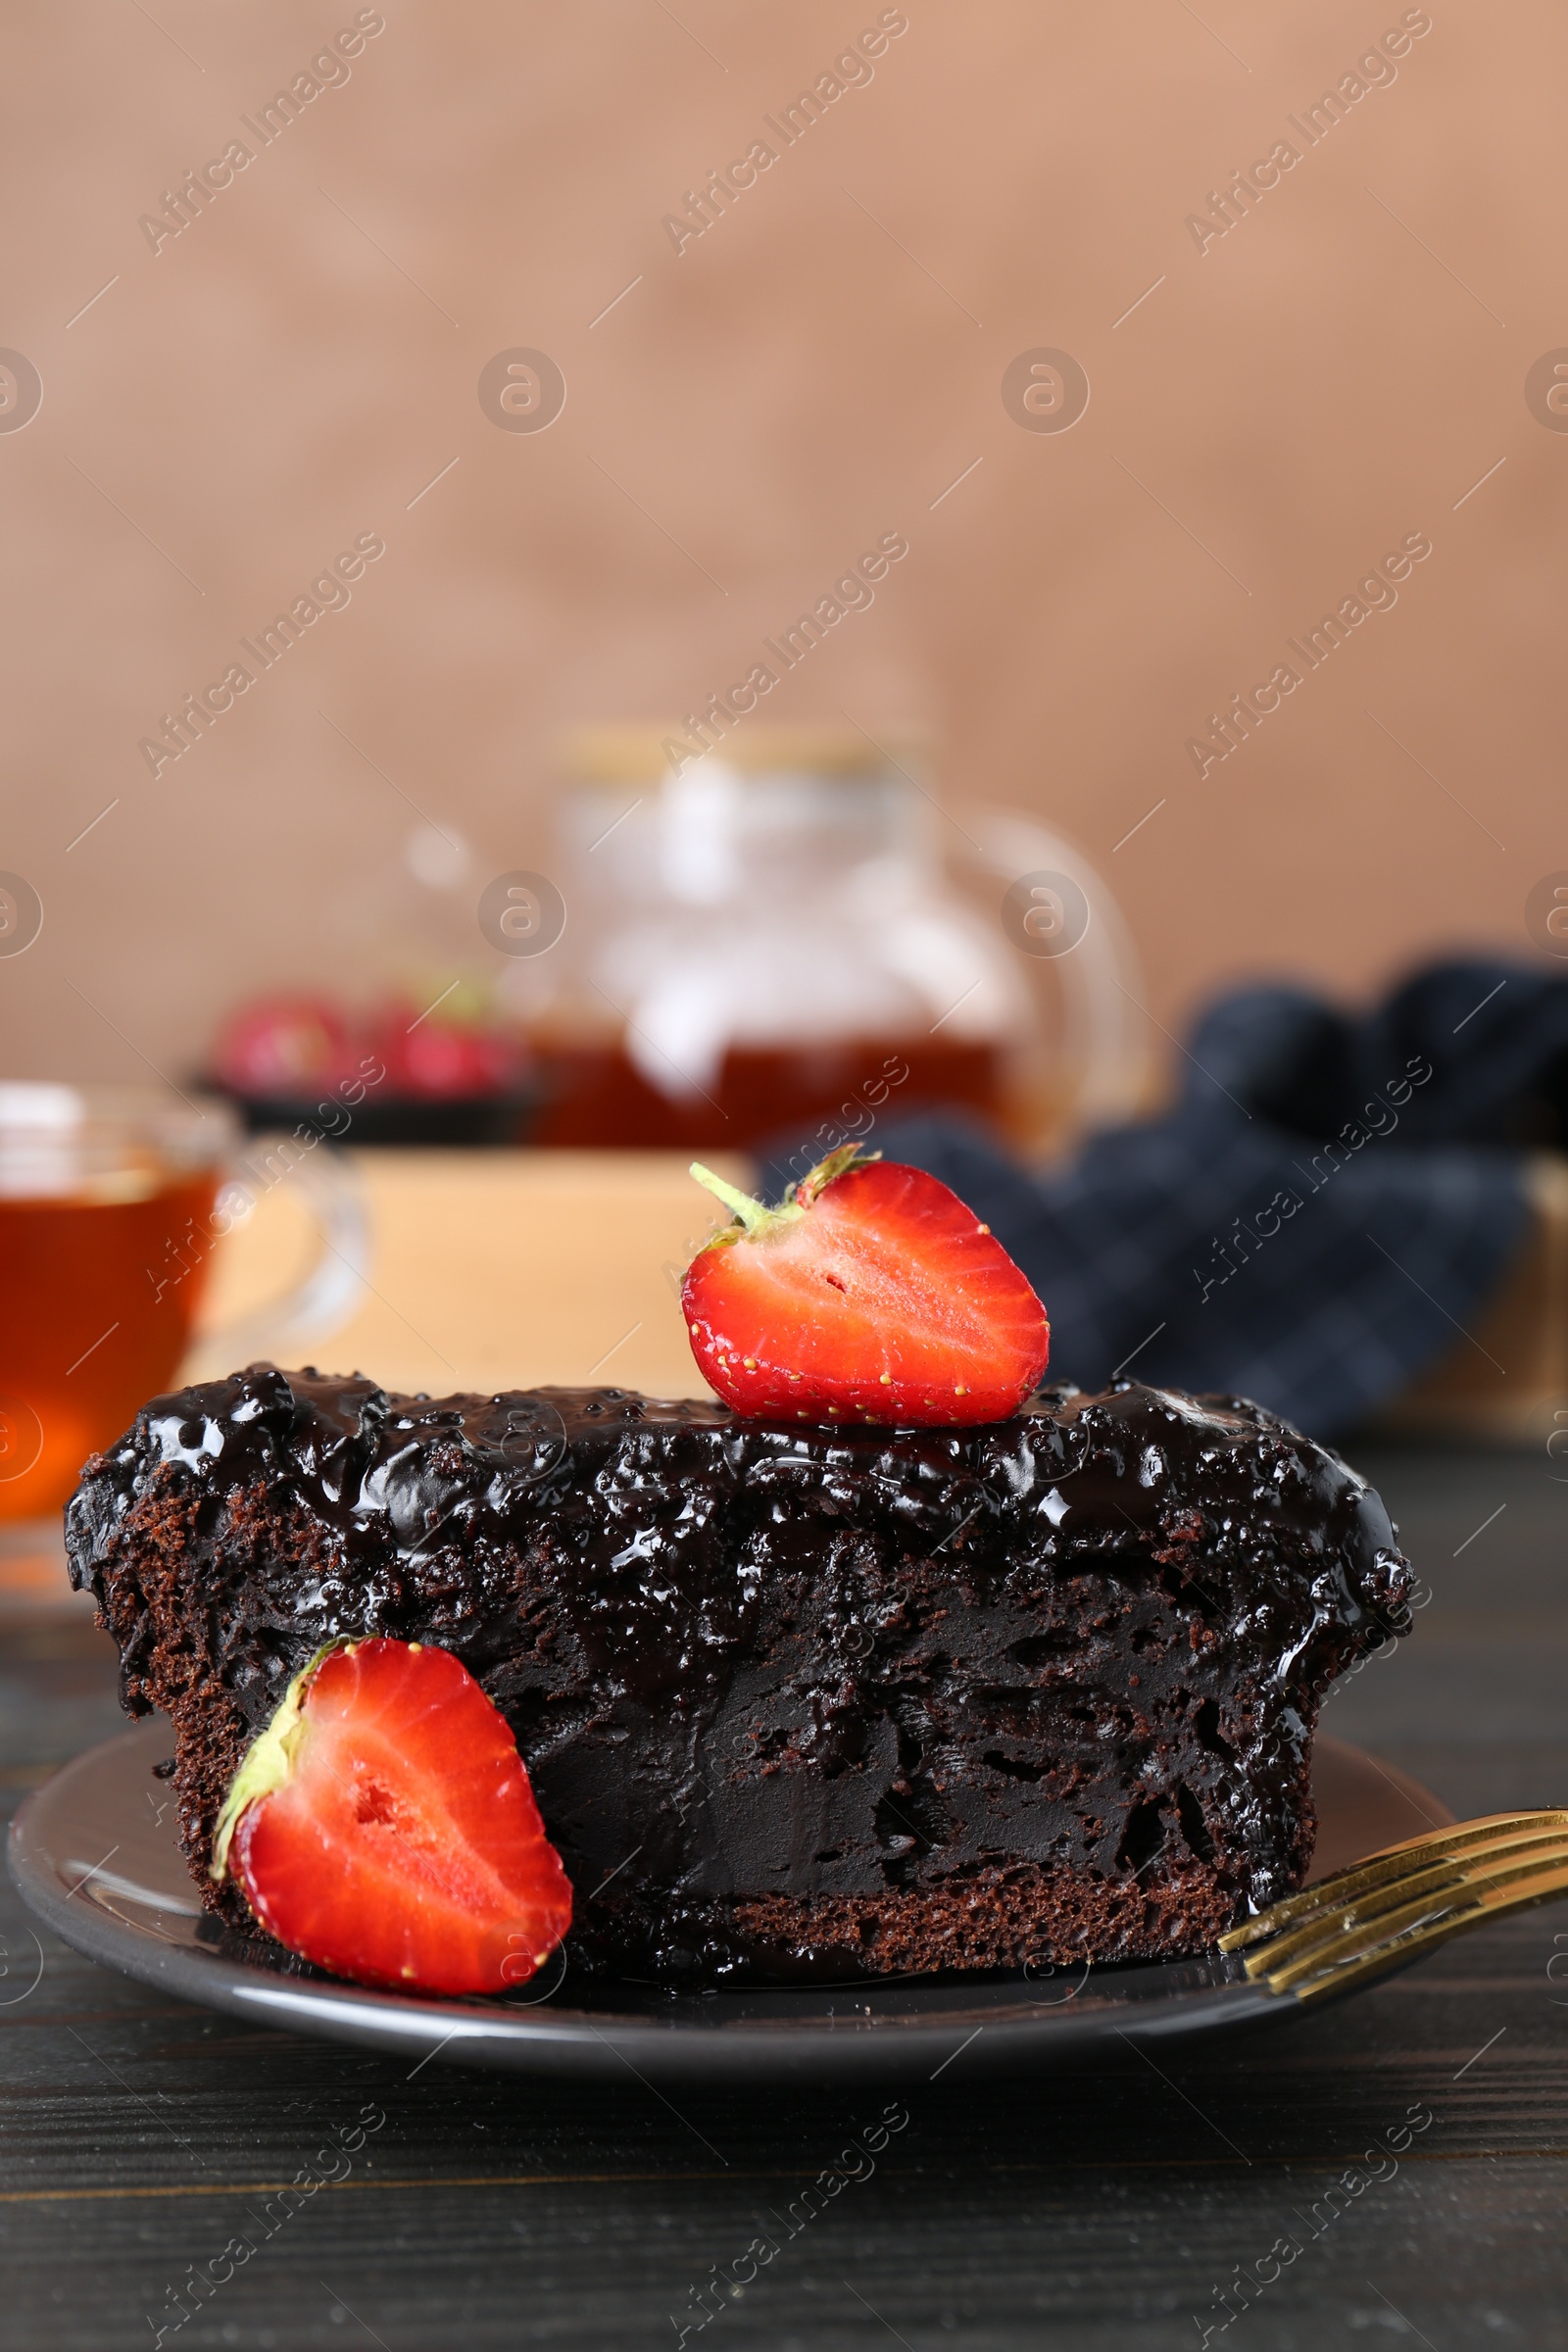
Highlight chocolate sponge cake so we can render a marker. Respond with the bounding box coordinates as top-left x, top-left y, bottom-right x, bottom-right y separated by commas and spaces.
66, 1365, 1410, 1984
